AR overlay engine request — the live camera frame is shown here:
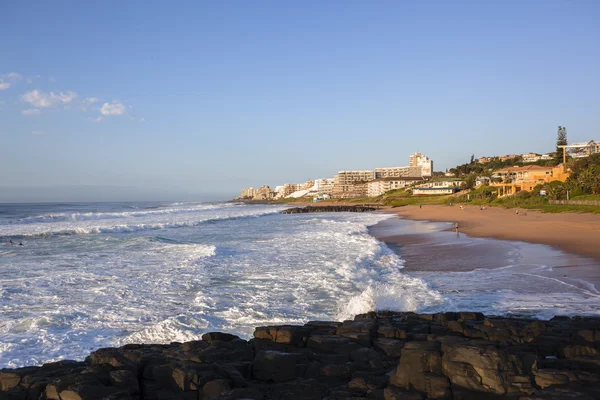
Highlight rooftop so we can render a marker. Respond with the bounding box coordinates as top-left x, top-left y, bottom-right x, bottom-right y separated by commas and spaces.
495, 165, 555, 173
